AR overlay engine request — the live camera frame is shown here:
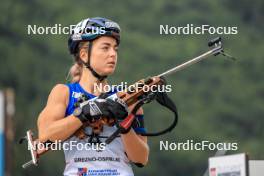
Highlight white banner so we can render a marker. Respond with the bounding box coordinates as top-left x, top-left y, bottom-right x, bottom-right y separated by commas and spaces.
209, 153, 248, 176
